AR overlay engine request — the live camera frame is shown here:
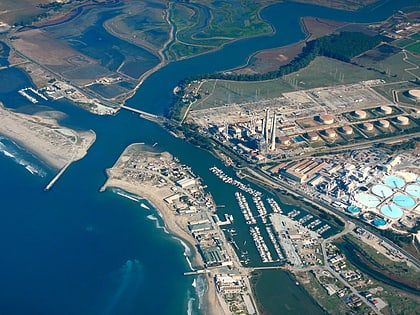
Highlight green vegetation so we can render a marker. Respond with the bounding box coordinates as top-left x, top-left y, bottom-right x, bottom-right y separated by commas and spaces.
411, 33, 420, 41
296, 271, 349, 315
285, 56, 388, 88
344, 235, 420, 282
193, 78, 294, 110
406, 42, 420, 54
164, 122, 214, 151
378, 286, 420, 315
188, 32, 382, 82
182, 56, 389, 115
168, 0, 275, 60
393, 38, 416, 48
